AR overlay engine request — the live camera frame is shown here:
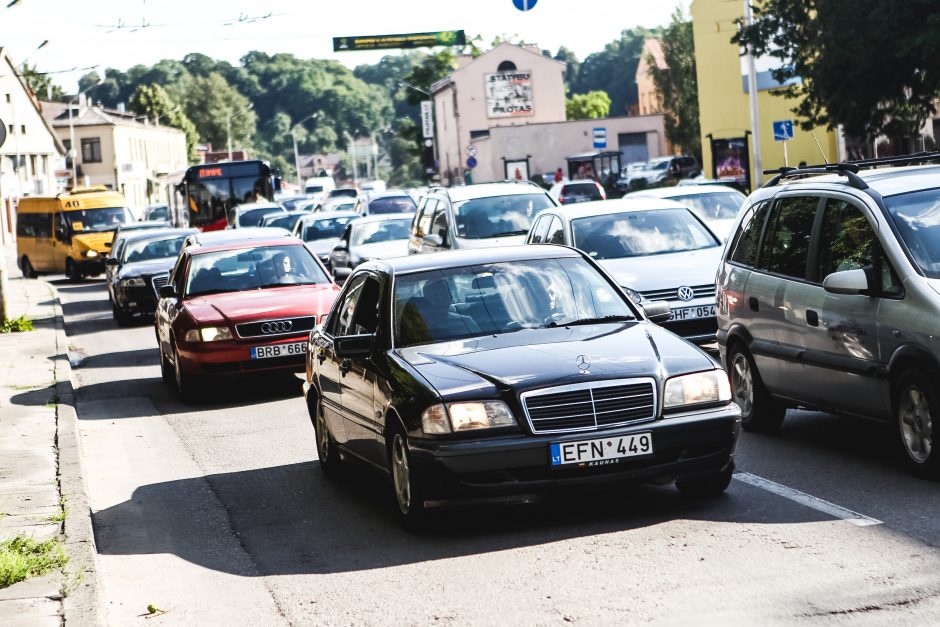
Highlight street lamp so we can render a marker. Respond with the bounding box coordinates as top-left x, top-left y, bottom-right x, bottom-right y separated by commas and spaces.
291, 112, 319, 190
344, 130, 360, 184
398, 81, 430, 97
226, 102, 253, 161
69, 77, 103, 187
